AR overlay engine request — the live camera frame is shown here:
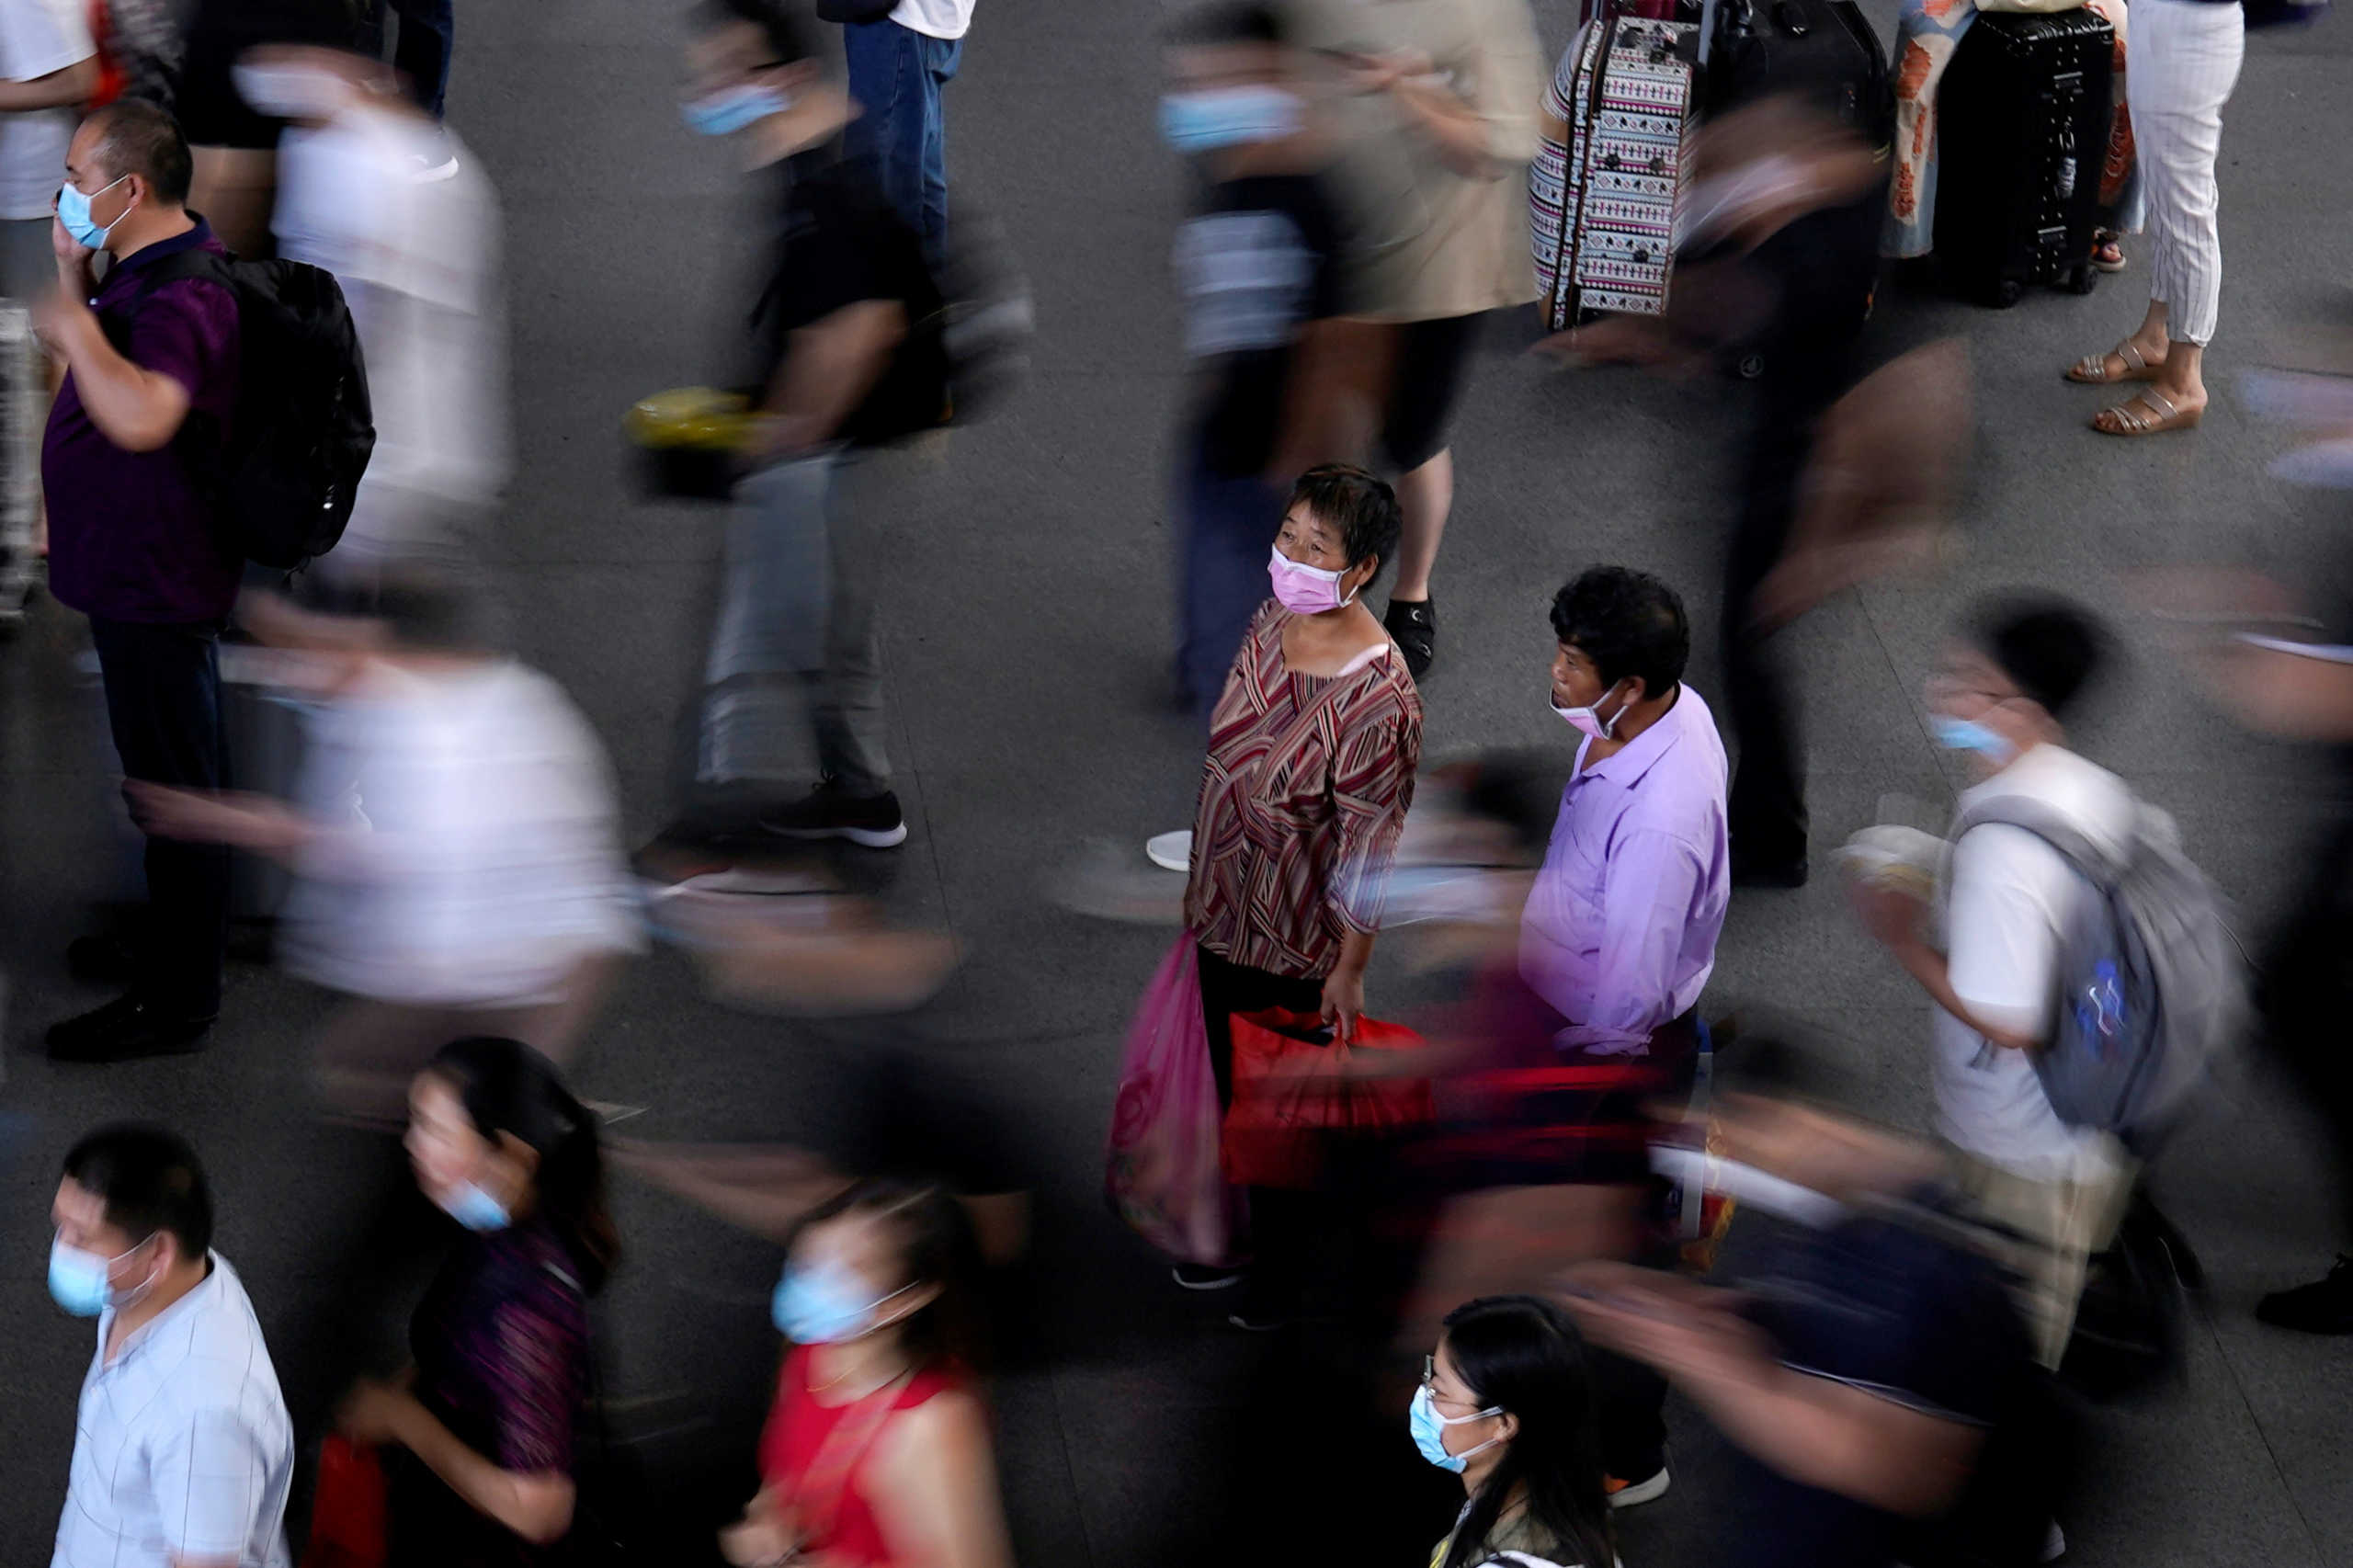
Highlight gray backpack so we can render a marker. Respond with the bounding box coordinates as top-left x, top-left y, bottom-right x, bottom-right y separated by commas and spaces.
1952, 798, 2243, 1154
